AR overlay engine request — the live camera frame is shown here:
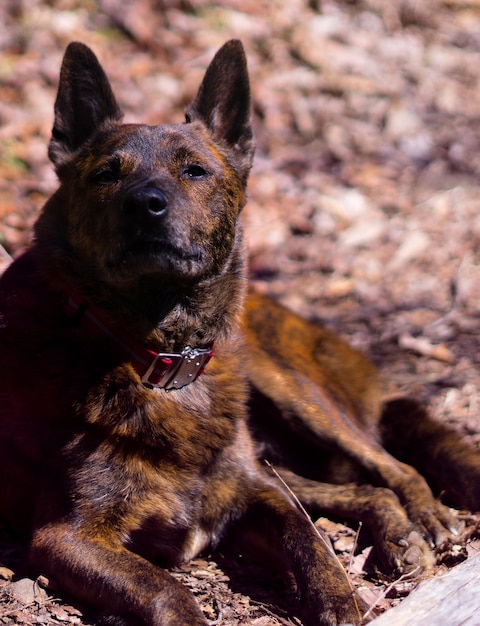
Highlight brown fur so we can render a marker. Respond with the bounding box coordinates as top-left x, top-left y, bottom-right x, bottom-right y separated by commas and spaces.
0, 40, 479, 626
